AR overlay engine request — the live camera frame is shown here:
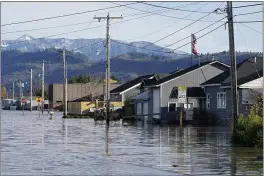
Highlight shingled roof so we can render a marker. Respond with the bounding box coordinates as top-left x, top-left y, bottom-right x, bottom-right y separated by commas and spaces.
142, 60, 229, 87
202, 56, 263, 86
110, 74, 154, 94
